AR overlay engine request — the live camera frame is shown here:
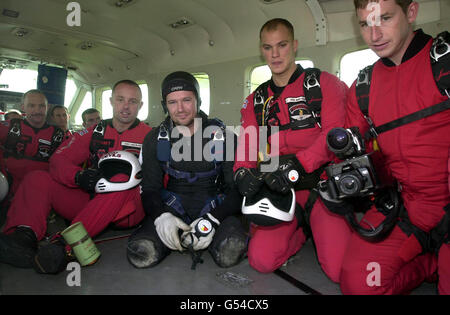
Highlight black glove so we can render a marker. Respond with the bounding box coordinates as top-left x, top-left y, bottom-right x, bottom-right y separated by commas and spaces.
263, 155, 305, 194
234, 167, 264, 198
75, 169, 103, 192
